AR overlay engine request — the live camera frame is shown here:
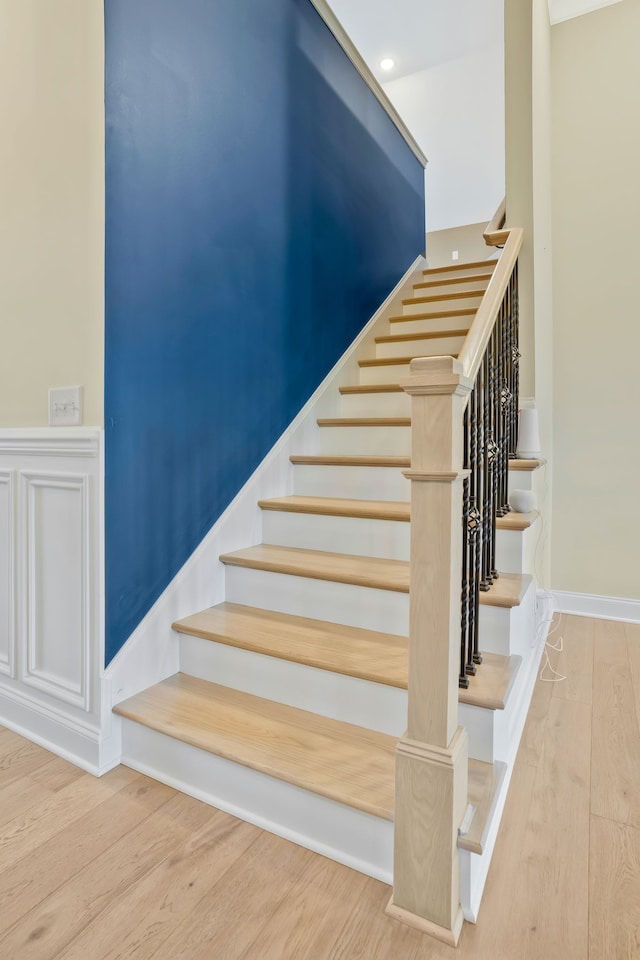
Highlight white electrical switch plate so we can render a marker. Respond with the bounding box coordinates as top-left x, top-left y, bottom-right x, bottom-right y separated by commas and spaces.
49, 386, 83, 426
452, 250, 459, 261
